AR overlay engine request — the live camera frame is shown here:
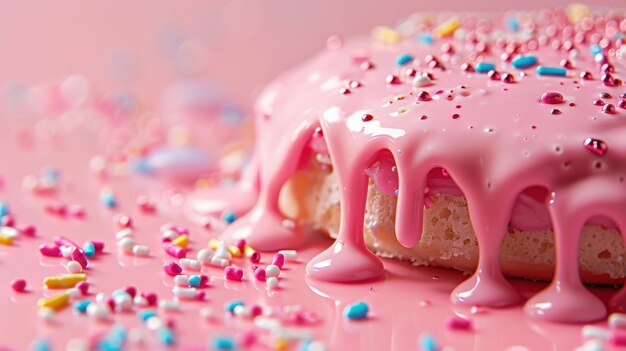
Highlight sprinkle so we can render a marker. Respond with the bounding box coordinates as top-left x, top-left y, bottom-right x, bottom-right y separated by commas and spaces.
618, 100, 626, 110
460, 63, 474, 72
540, 92, 564, 104
211, 336, 236, 350
224, 266, 243, 281
511, 55, 538, 69
386, 74, 402, 85
172, 234, 189, 248
43, 273, 87, 289
475, 62, 495, 73
602, 63, 615, 74
38, 292, 70, 311
163, 261, 183, 276
590, 44, 603, 56
278, 250, 298, 261
174, 275, 189, 287
505, 16, 520, 32
417, 33, 433, 45
100, 190, 117, 208
0, 233, 14, 245
30, 339, 51, 351
550, 108, 562, 115
66, 260, 83, 274
339, 88, 351, 95
372, 26, 401, 44
434, 17, 459, 38
132, 245, 150, 257
413, 75, 432, 87
579, 71, 593, 80
173, 286, 197, 299
343, 301, 369, 320
446, 316, 473, 330
71, 247, 89, 269
273, 253, 285, 268
179, 258, 202, 271
602, 74, 615, 87
254, 267, 267, 281
536, 66, 567, 77
487, 70, 500, 80
560, 58, 574, 69
163, 242, 187, 258
159, 299, 180, 311
266, 264, 281, 278
83, 242, 96, 257
417, 91, 432, 101
11, 278, 27, 292
584, 137, 608, 156
501, 73, 515, 83
117, 237, 136, 255
223, 211, 237, 223
157, 328, 175, 346
73, 300, 91, 313
225, 300, 245, 314
266, 276, 279, 289
419, 333, 438, 351
395, 54, 413, 66
0, 202, 9, 217
188, 275, 202, 287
